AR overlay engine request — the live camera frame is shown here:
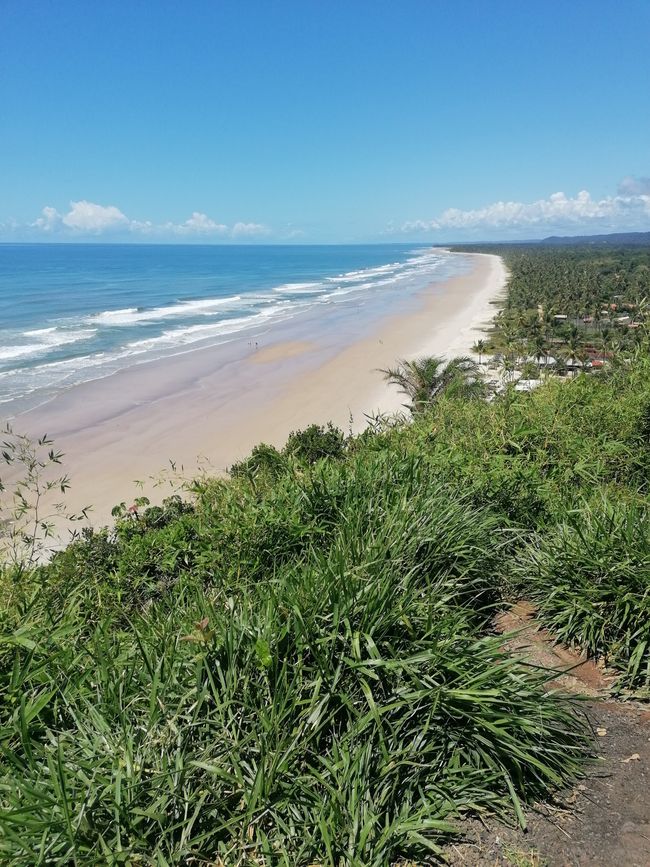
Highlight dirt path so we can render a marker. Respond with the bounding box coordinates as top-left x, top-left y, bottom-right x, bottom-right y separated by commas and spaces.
445, 602, 650, 866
